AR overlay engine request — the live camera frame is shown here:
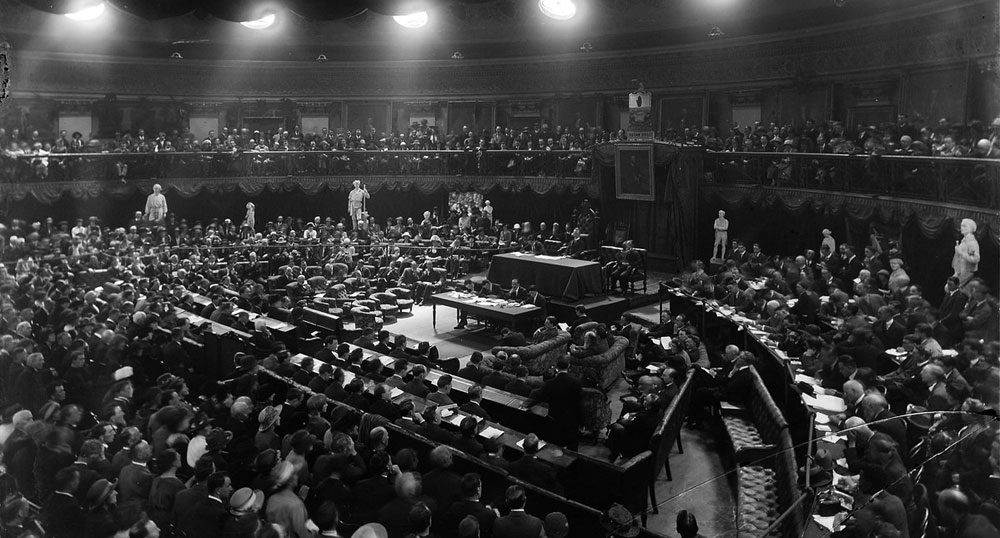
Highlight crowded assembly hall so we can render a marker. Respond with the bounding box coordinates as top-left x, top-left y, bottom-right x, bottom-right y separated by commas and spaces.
0, 1, 998, 538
